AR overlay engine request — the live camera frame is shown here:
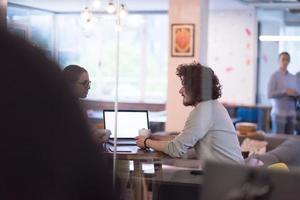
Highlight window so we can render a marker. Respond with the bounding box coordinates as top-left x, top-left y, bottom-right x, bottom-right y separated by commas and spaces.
257, 9, 300, 104
7, 6, 54, 58
56, 13, 168, 103
7, 5, 168, 104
